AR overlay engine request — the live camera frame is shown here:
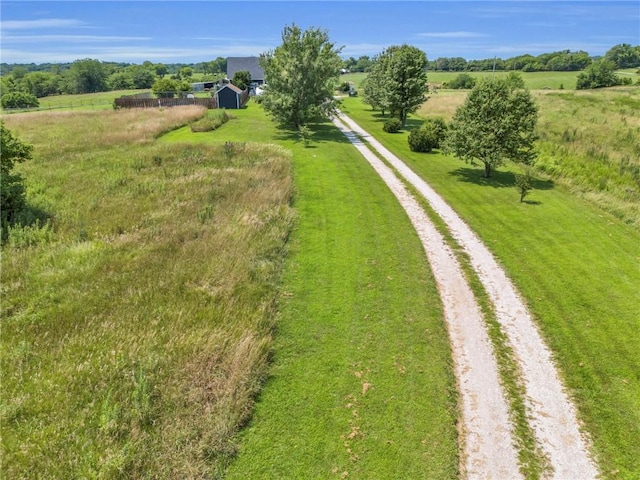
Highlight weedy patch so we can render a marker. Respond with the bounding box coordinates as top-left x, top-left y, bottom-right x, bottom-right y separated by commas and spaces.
1, 109, 294, 478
